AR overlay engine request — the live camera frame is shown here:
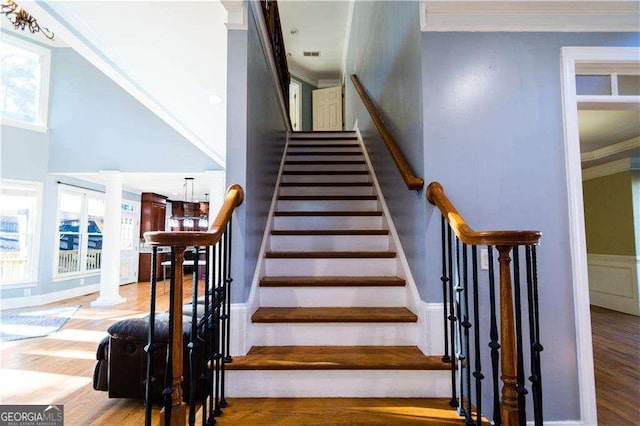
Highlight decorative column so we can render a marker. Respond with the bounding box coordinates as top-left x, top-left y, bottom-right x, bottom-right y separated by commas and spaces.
92, 171, 126, 307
